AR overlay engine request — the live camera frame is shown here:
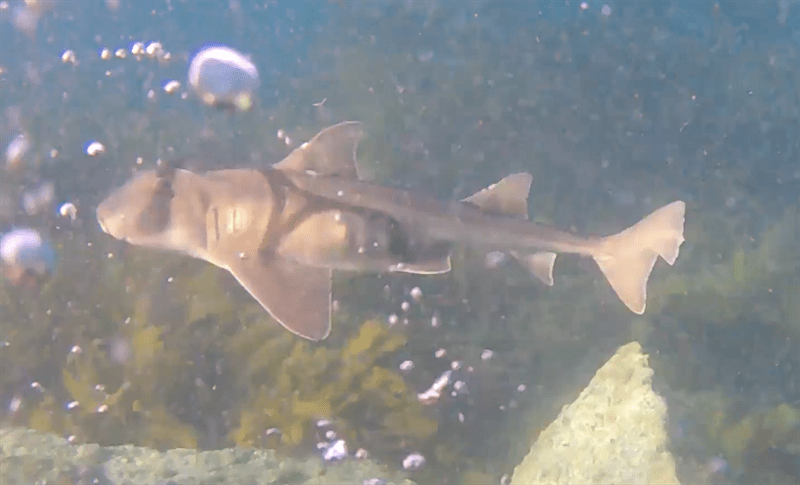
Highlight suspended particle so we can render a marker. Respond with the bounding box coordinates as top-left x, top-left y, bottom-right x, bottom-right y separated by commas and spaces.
163, 80, 181, 94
